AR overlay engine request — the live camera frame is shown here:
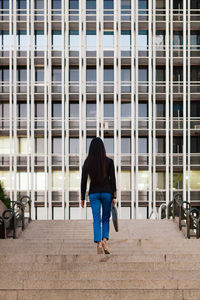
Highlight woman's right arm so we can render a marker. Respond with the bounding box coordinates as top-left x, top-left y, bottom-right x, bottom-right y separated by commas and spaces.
109, 159, 117, 201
